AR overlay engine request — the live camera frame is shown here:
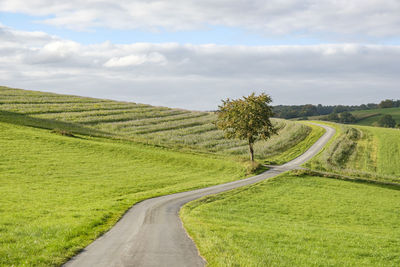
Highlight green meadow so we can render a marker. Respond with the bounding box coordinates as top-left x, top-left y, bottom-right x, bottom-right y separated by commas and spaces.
0, 120, 248, 266
182, 121, 400, 266
3, 86, 398, 267
0, 87, 325, 265
307, 107, 400, 127
181, 173, 400, 266
351, 107, 400, 126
